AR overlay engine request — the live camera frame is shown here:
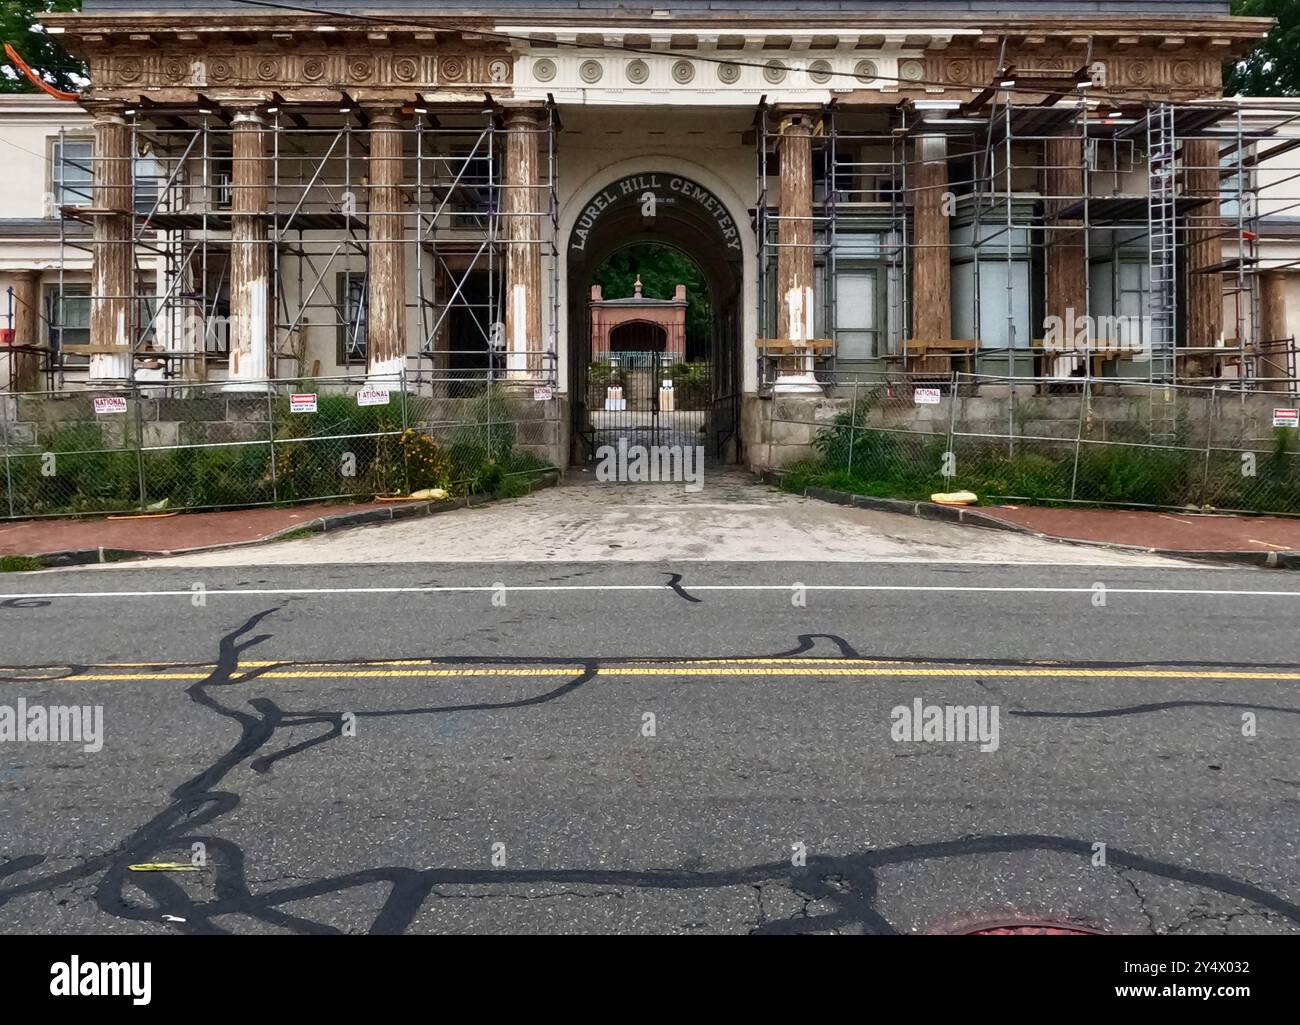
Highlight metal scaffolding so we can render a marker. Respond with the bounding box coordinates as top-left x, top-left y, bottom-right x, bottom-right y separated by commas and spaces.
53, 101, 559, 393
753, 84, 1300, 396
